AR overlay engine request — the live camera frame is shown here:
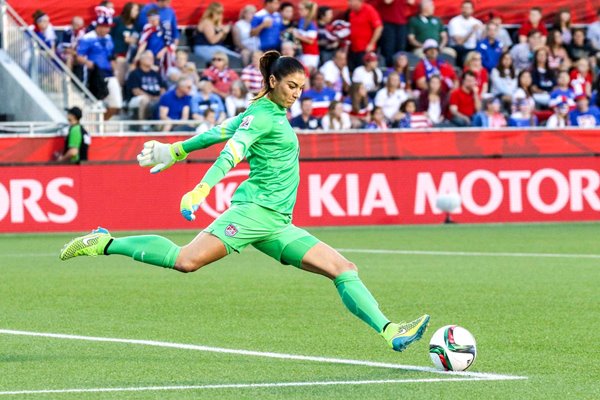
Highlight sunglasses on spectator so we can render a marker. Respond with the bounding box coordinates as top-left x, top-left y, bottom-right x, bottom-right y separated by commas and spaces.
212, 57, 224, 61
